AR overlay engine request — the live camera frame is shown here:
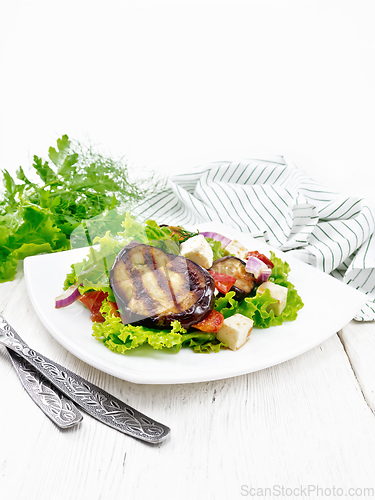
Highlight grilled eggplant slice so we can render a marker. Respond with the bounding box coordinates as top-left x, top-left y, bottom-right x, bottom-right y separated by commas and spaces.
110, 243, 215, 329
209, 256, 255, 301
